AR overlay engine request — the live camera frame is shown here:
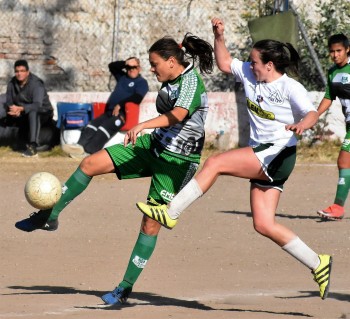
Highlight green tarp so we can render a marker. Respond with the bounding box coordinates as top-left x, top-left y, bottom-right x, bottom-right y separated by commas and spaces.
248, 11, 298, 48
